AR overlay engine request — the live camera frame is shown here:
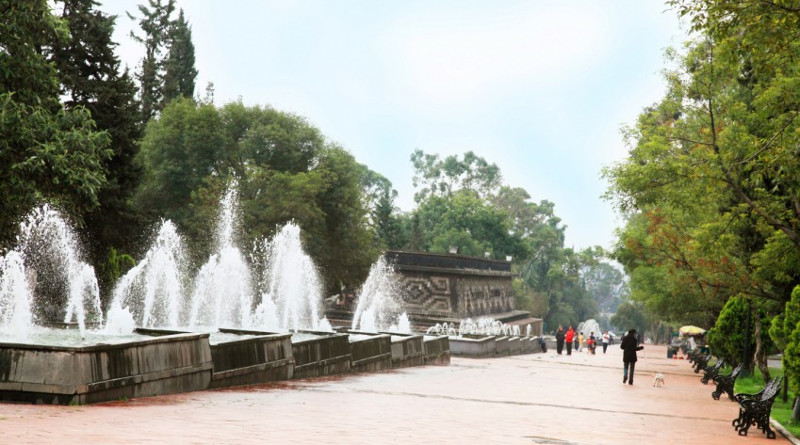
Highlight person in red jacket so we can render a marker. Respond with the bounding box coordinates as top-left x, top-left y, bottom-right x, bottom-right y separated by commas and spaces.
565, 326, 575, 355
